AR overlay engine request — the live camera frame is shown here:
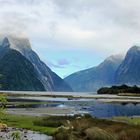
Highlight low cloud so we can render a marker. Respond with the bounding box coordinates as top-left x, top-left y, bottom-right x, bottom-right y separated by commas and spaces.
46, 60, 64, 69
57, 58, 70, 66
46, 58, 71, 68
